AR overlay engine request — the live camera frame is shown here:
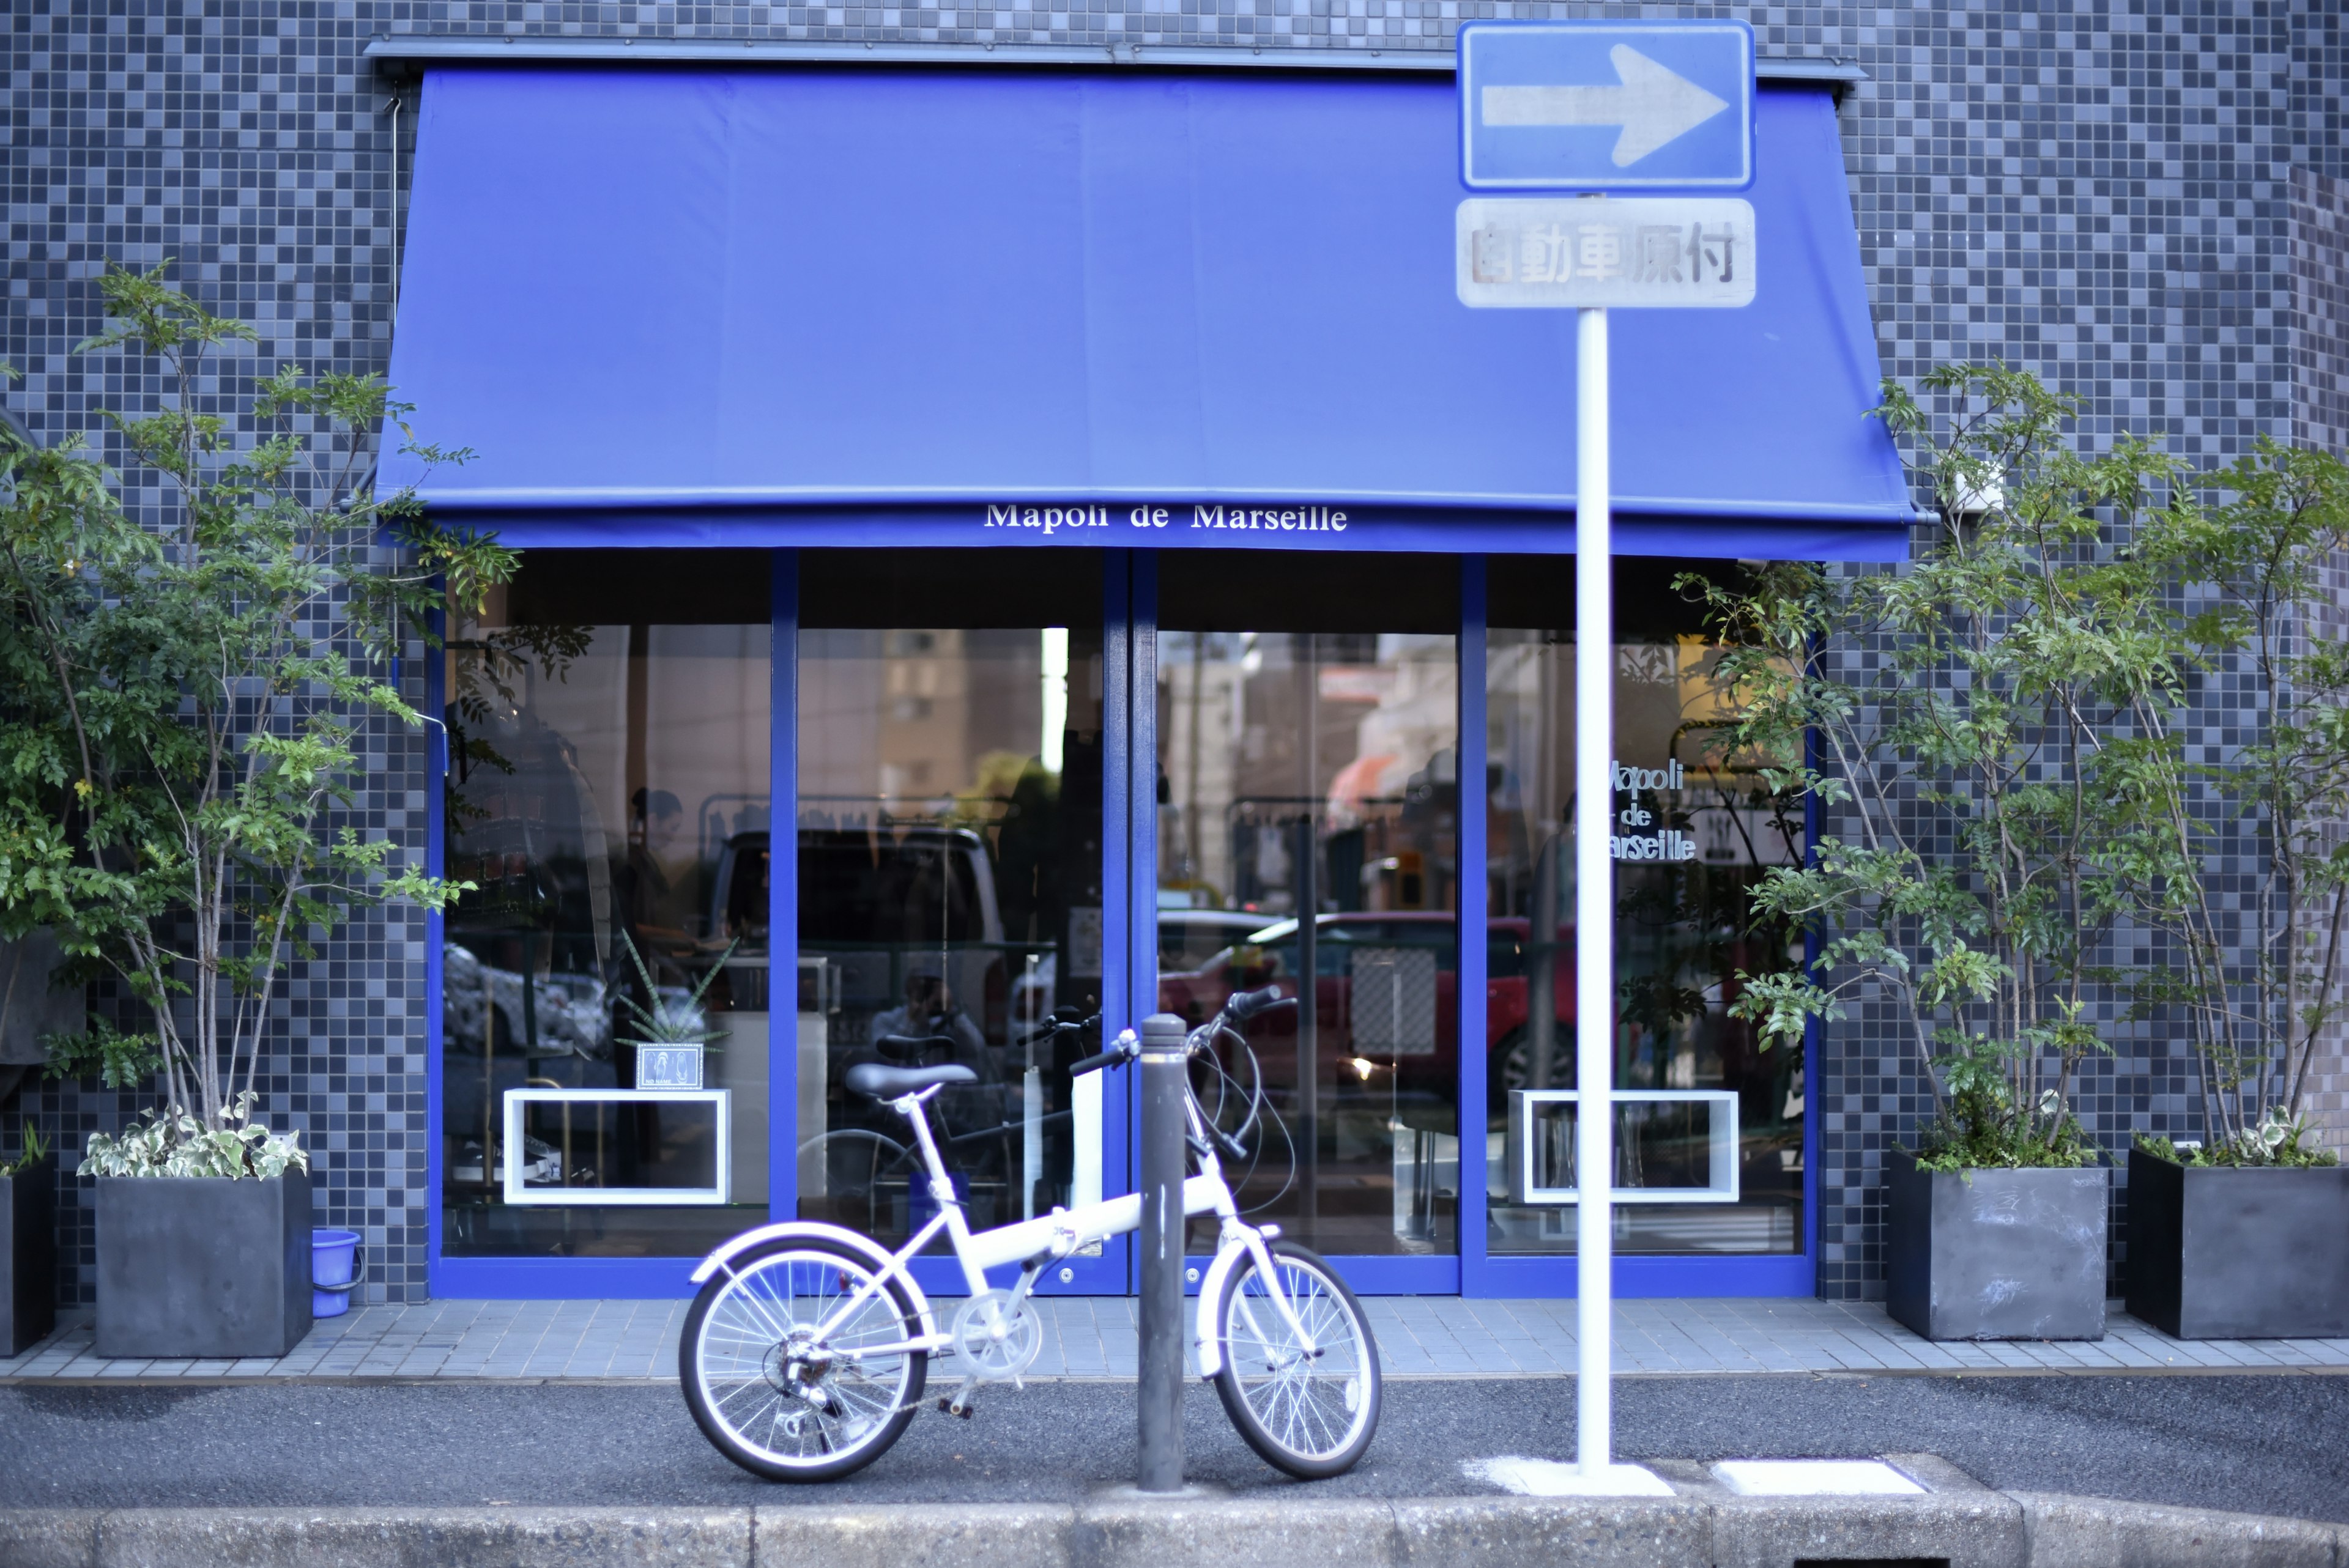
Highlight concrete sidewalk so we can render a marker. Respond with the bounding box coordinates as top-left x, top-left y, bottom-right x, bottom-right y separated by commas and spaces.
7, 1293, 2348, 1382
